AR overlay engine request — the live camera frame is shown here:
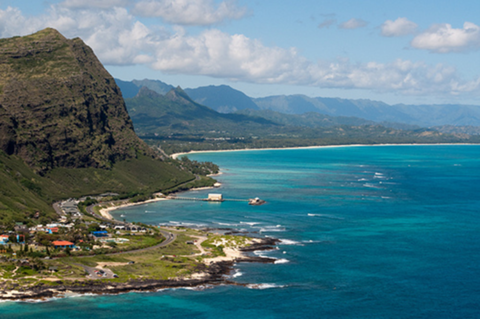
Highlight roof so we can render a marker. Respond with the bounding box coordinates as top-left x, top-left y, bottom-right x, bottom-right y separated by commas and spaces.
52, 240, 74, 246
